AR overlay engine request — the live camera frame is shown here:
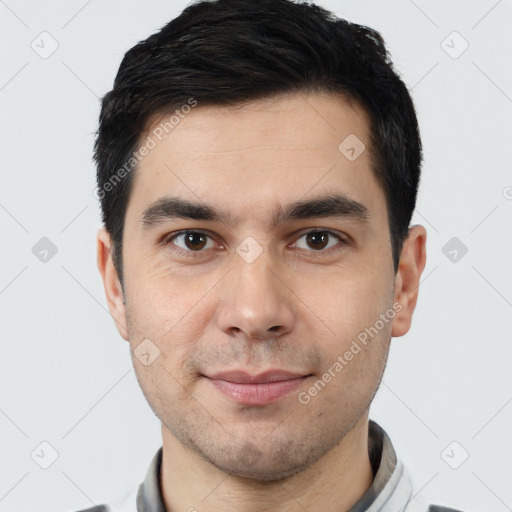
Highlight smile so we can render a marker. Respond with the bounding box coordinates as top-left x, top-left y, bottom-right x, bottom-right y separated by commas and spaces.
203, 370, 312, 406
